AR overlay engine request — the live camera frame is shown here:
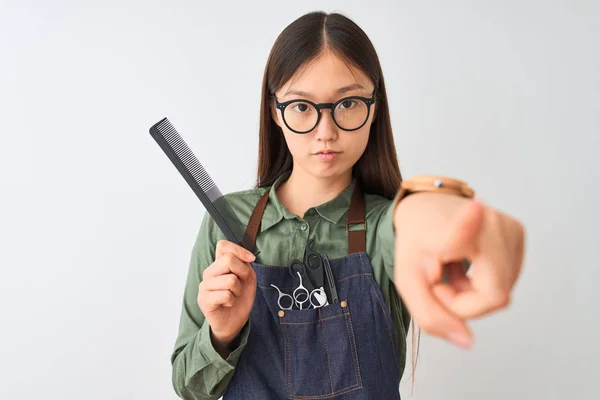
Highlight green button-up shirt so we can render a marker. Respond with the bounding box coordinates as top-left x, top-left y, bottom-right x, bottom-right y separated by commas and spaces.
171, 174, 410, 399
